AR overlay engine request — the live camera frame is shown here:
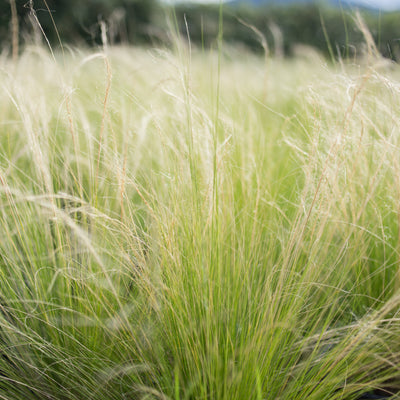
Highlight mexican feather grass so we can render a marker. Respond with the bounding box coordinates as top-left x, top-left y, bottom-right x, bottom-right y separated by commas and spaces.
0, 37, 400, 399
